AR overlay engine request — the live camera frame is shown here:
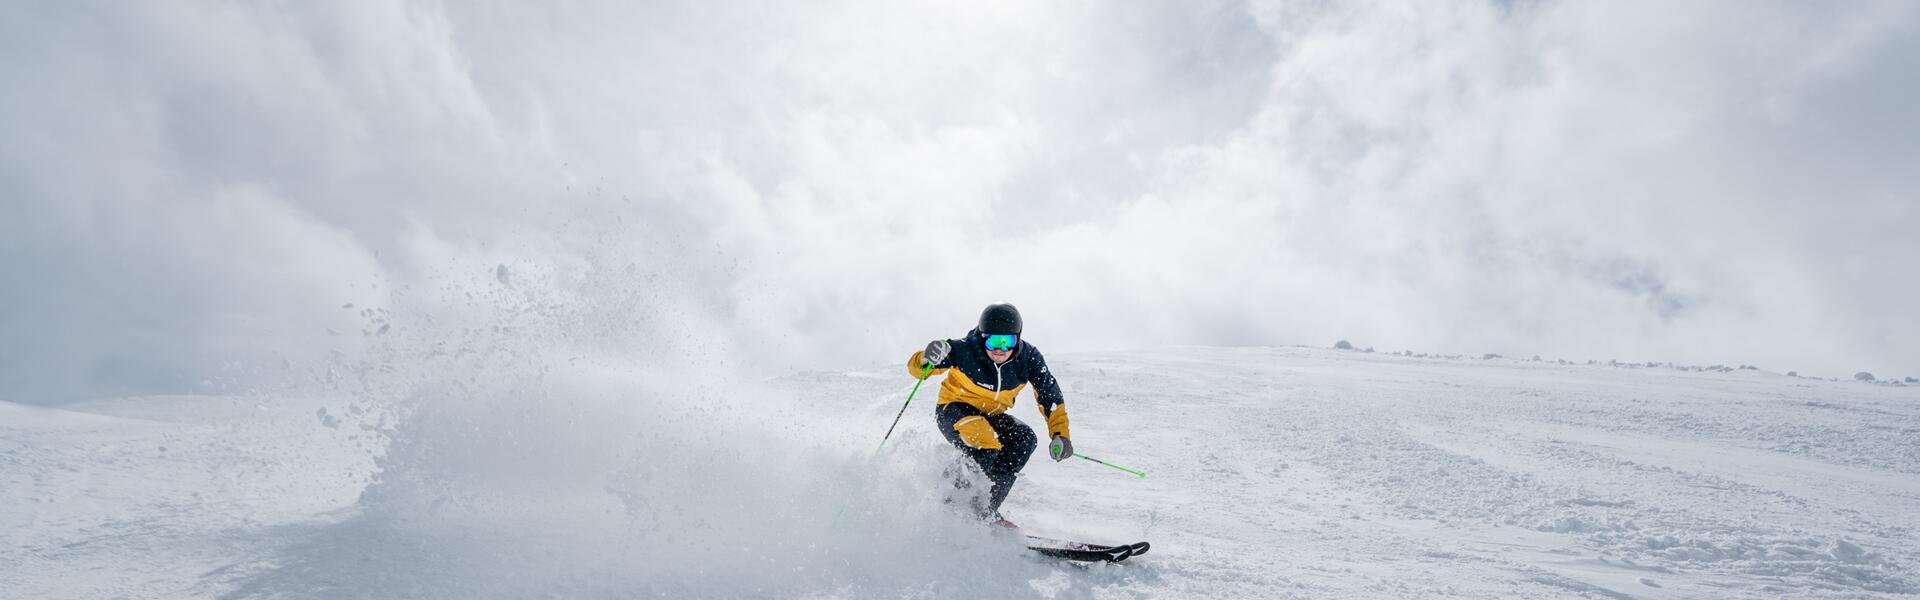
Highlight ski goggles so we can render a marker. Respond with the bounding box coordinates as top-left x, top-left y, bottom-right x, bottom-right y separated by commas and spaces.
982, 333, 1018, 351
